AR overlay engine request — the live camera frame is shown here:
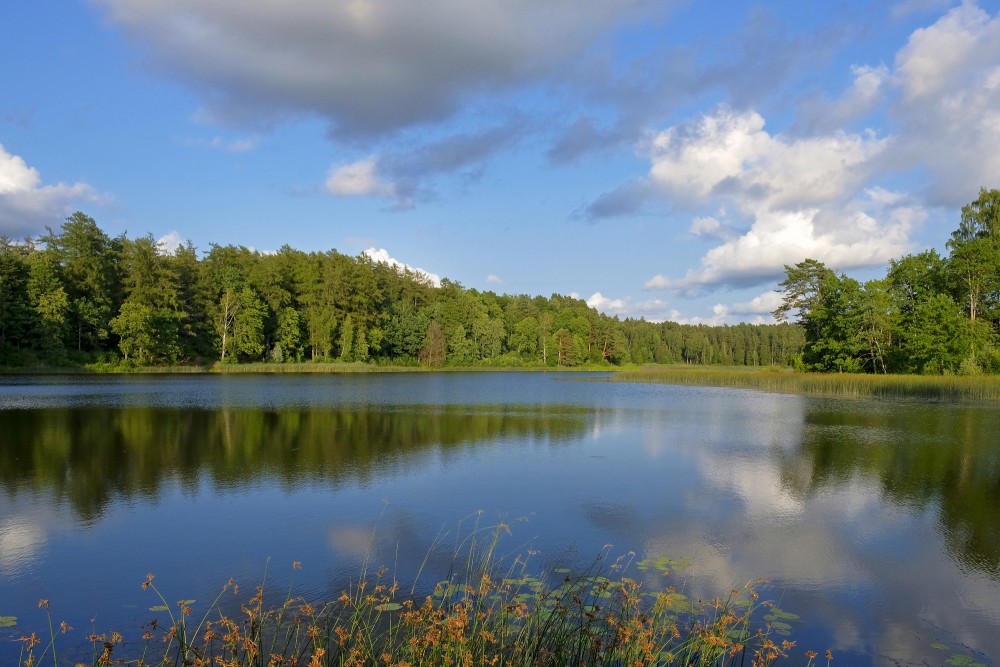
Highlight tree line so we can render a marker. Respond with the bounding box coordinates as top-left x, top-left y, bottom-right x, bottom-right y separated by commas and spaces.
0, 212, 803, 369
774, 188, 1000, 374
